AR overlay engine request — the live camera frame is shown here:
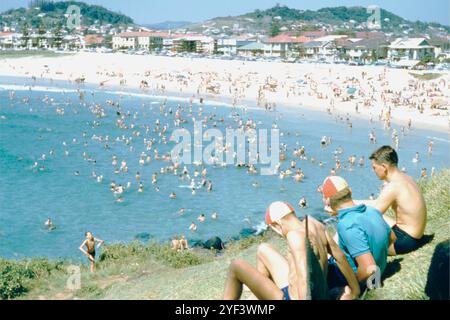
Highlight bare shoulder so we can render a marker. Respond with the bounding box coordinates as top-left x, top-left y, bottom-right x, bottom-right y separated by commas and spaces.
308, 216, 325, 231
381, 181, 398, 195
286, 229, 305, 247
